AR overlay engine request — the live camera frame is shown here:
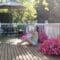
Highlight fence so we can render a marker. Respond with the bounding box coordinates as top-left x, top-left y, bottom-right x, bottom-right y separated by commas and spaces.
0, 23, 60, 38
0, 23, 27, 36
36, 23, 60, 38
